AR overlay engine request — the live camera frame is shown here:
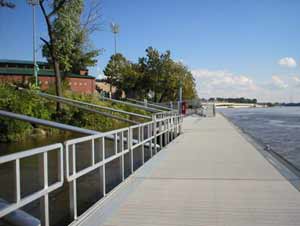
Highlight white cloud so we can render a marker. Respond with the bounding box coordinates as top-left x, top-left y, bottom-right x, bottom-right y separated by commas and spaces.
270, 76, 288, 89
192, 69, 258, 98
192, 69, 300, 102
292, 76, 300, 83
278, 57, 297, 68
292, 76, 300, 88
